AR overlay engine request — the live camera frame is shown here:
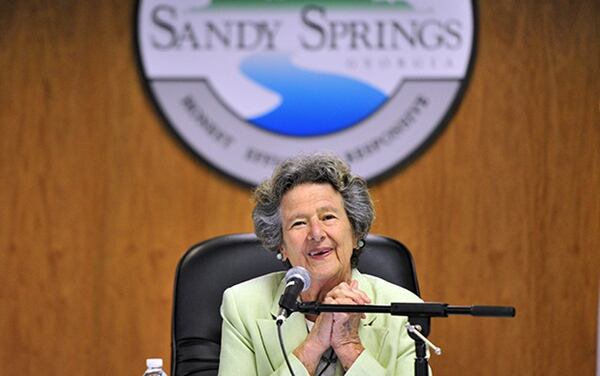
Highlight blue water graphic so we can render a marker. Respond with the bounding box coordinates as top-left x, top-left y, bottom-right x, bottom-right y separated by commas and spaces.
240, 53, 387, 137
